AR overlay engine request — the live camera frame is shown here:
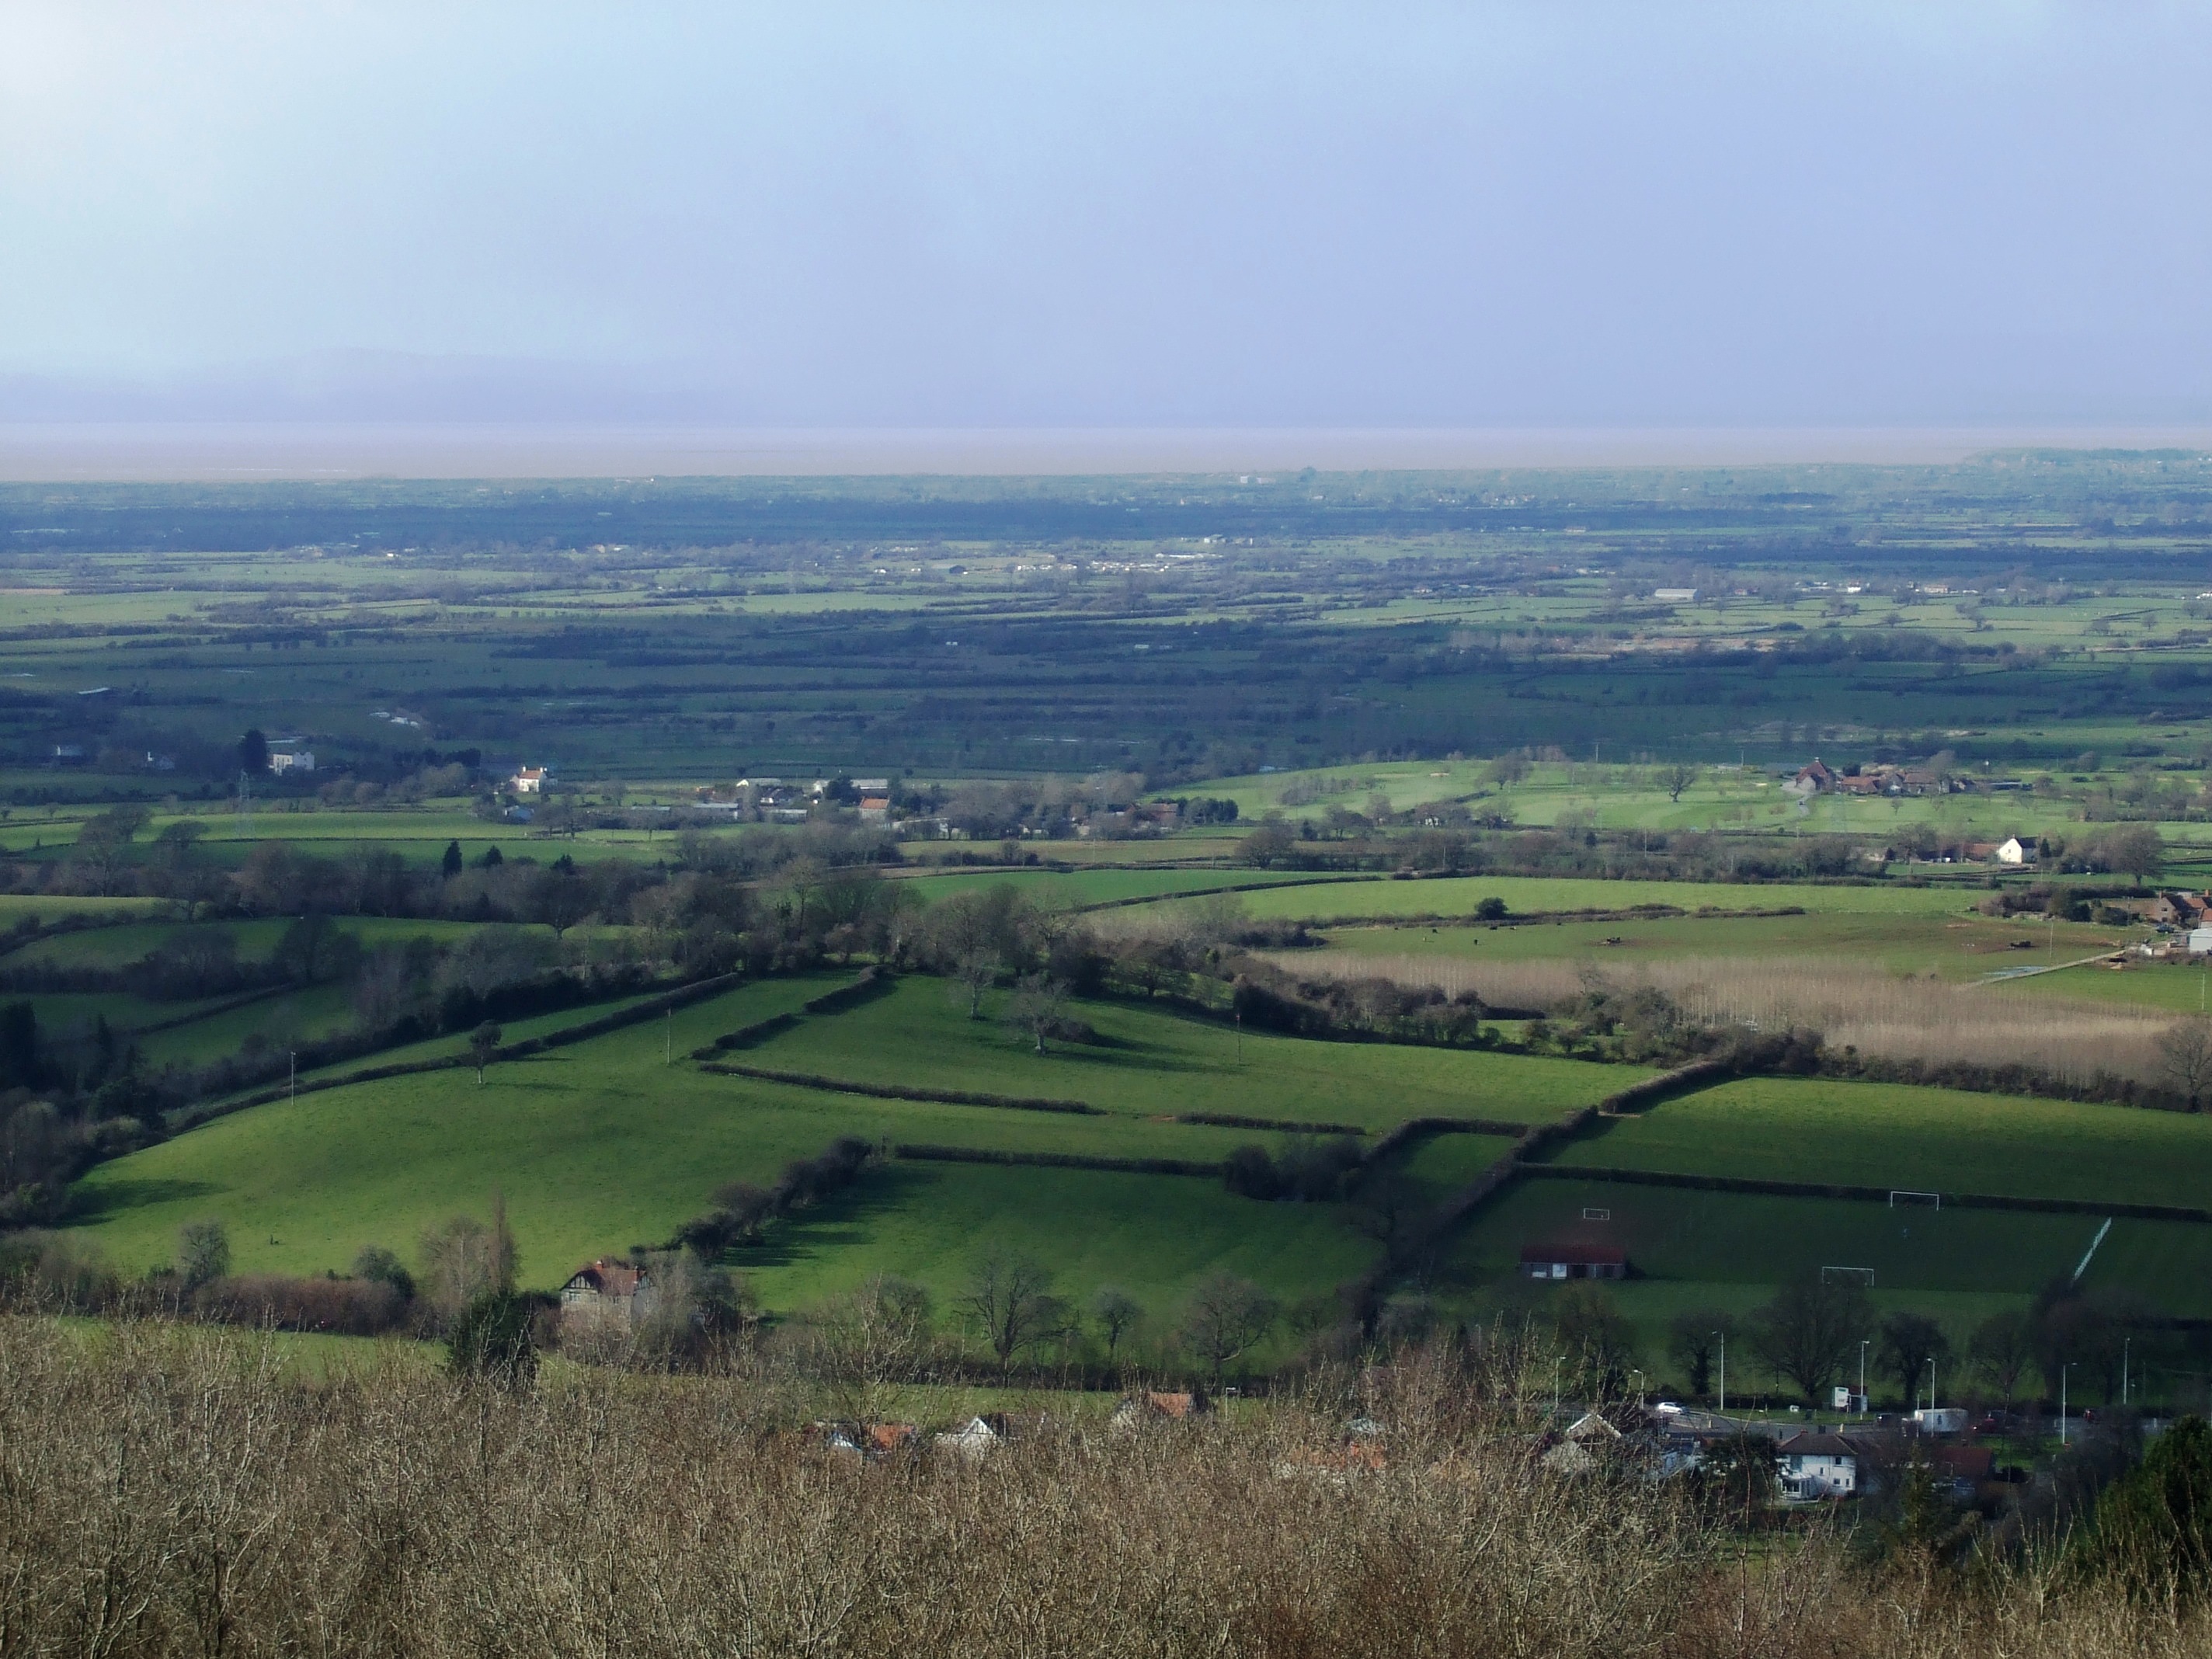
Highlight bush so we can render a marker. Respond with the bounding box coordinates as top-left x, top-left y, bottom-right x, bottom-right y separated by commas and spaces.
447, 1290, 539, 1388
